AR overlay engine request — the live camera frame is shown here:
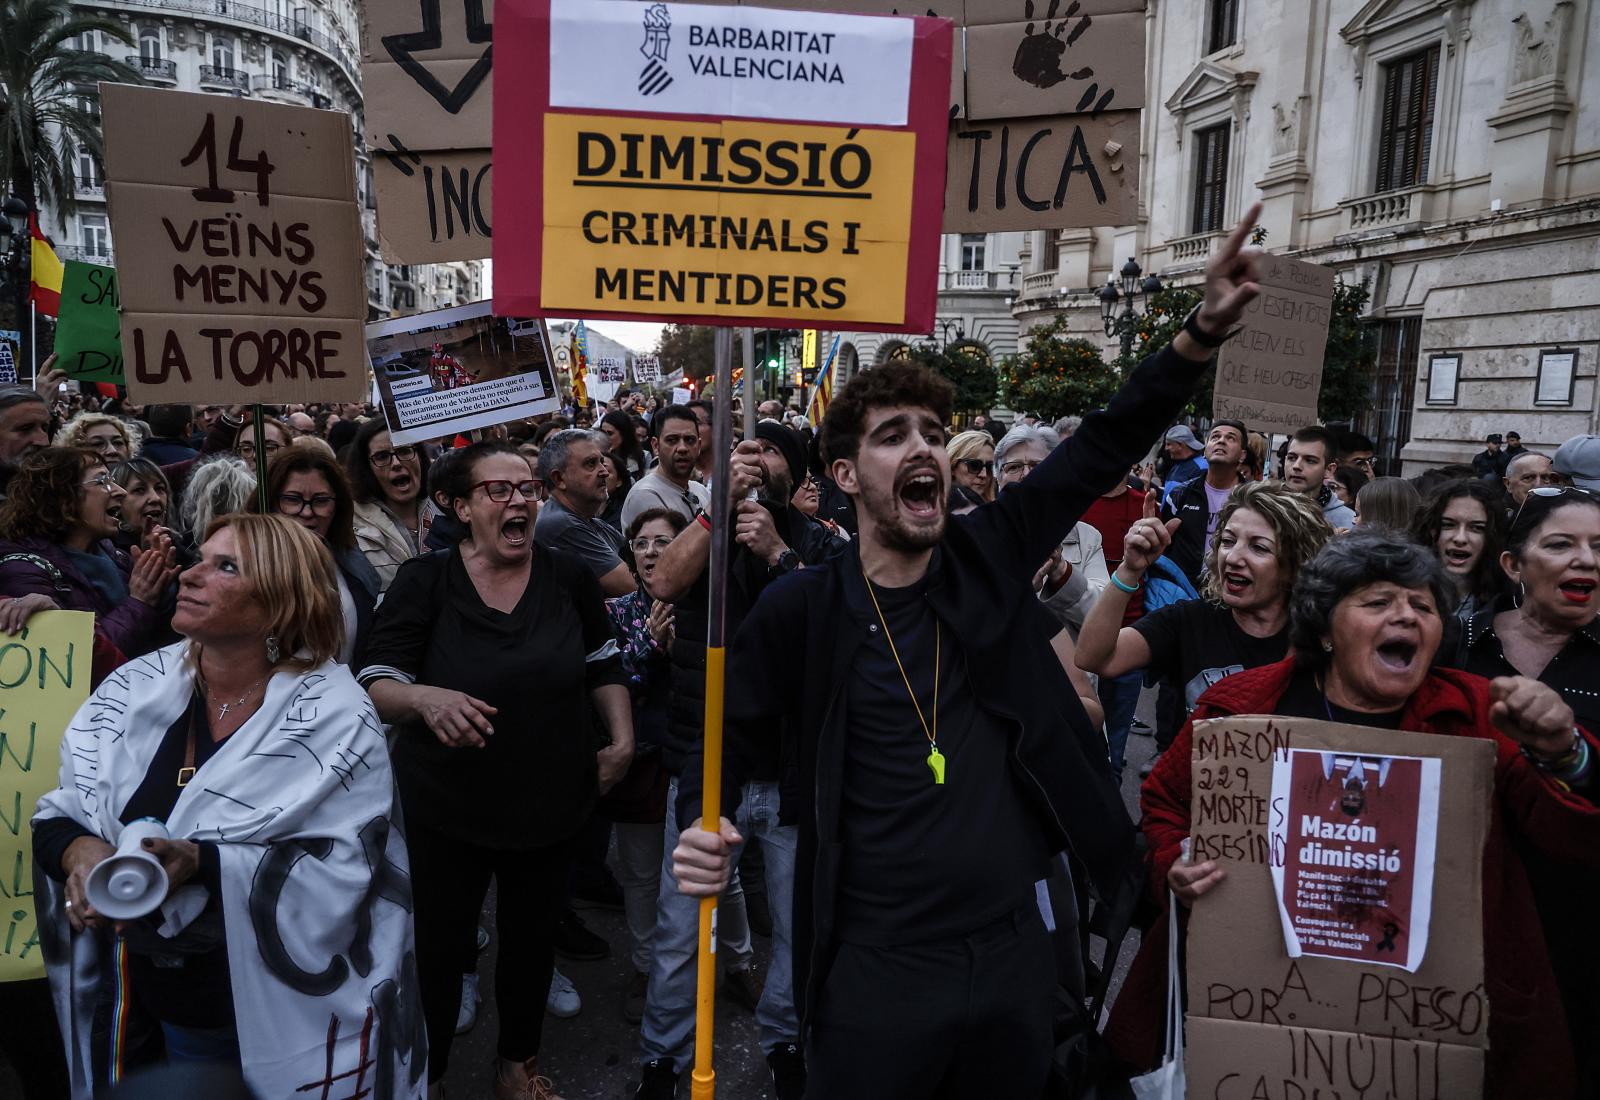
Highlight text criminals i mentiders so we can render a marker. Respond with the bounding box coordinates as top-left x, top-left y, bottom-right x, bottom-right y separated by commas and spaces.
559, 126, 902, 313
